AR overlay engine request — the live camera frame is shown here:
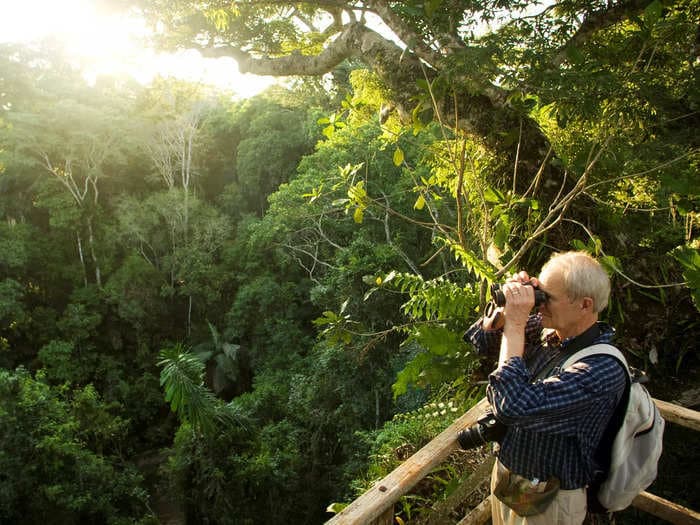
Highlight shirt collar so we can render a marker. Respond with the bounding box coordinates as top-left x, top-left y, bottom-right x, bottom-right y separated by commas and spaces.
543, 321, 615, 350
